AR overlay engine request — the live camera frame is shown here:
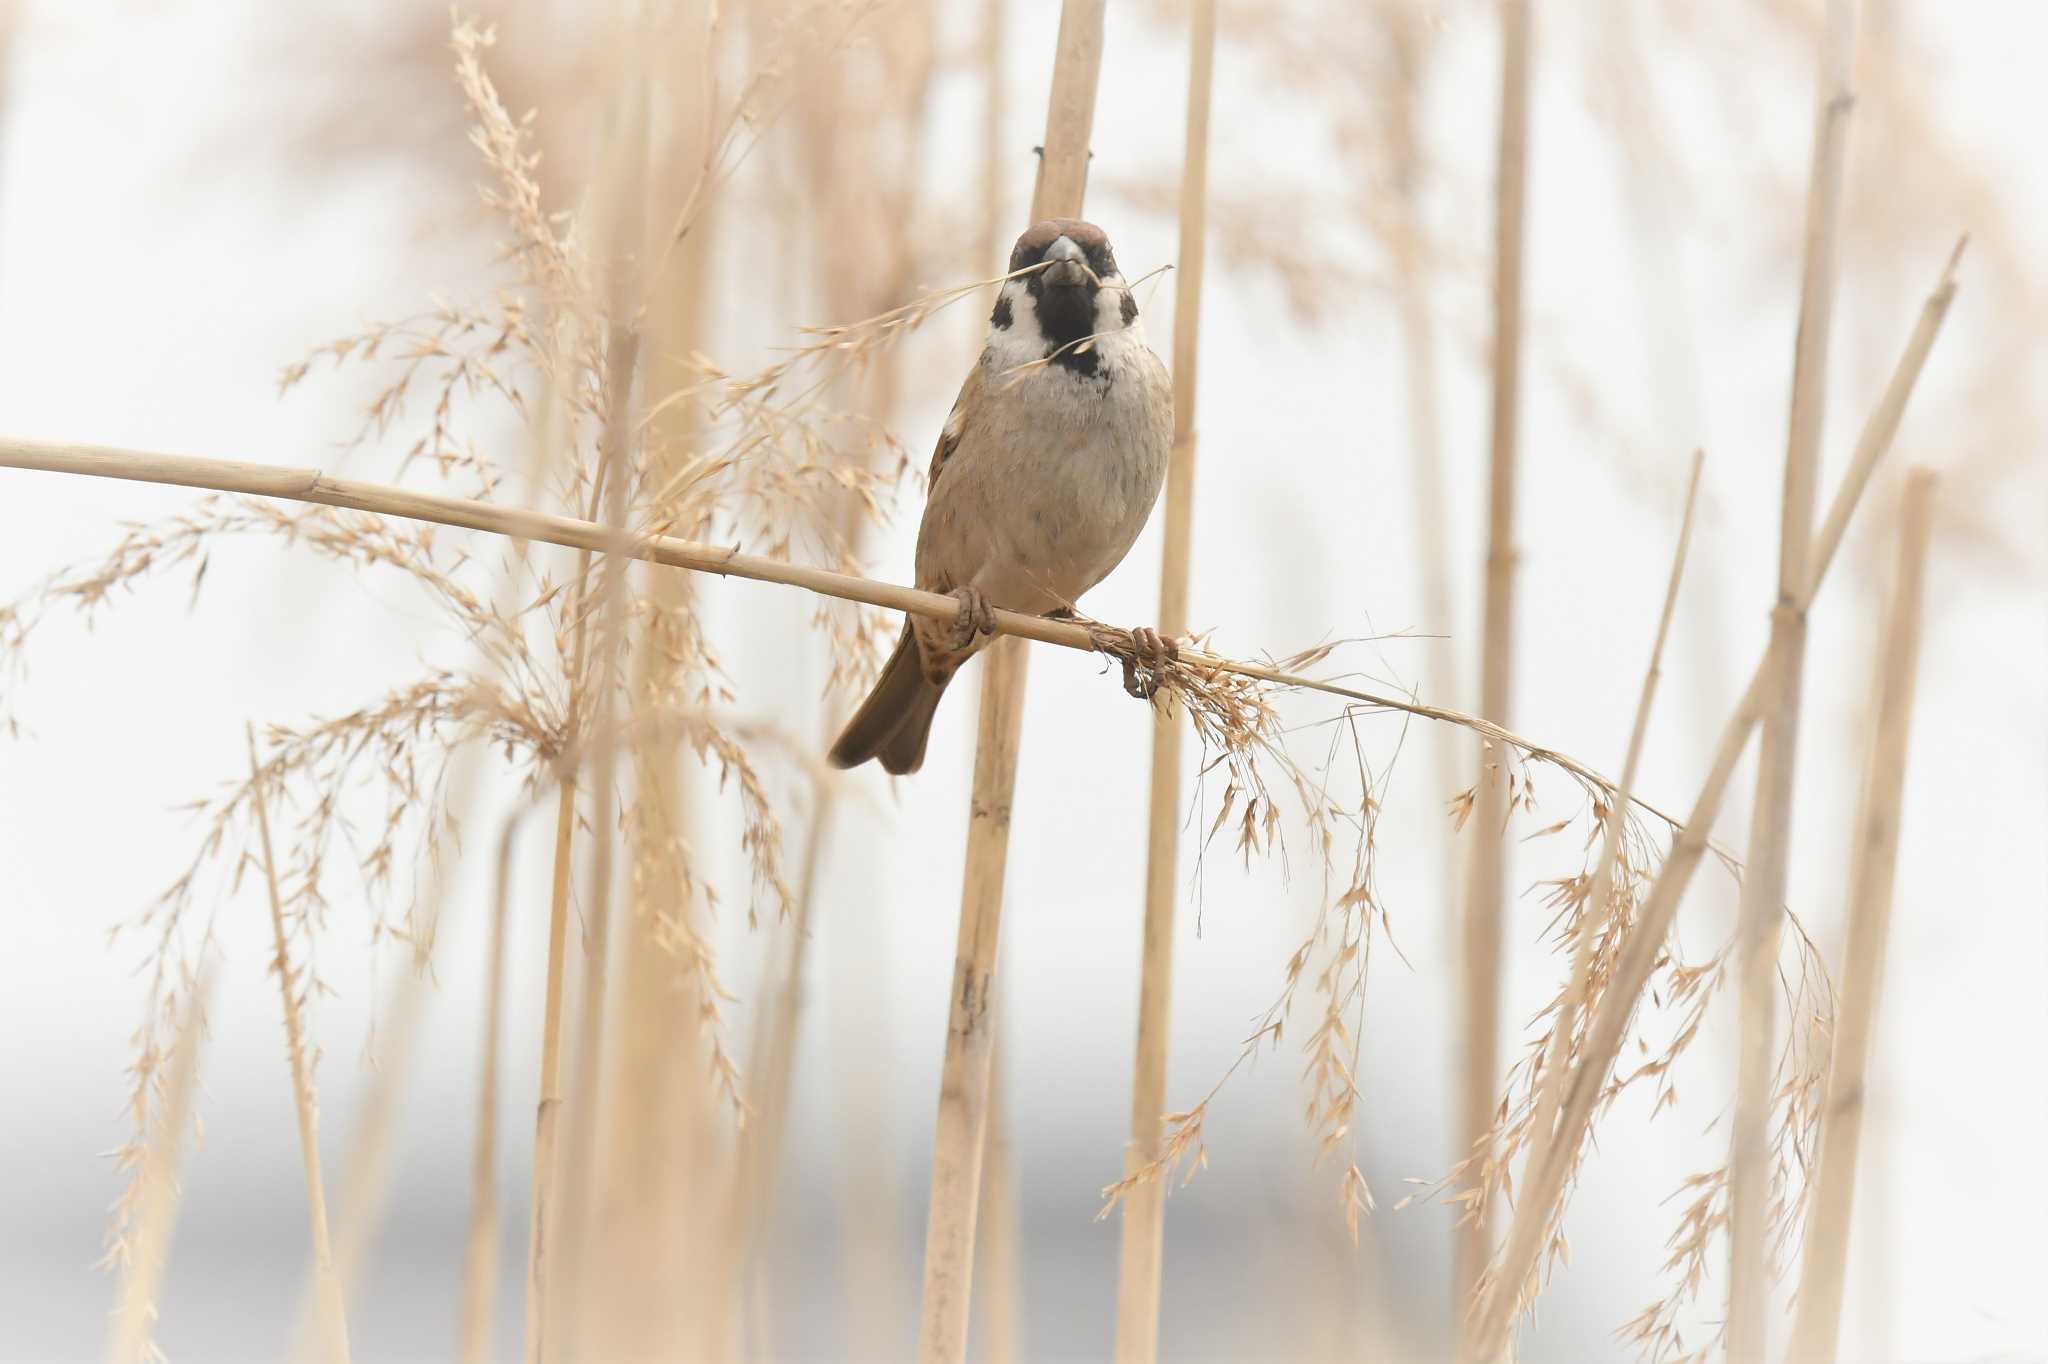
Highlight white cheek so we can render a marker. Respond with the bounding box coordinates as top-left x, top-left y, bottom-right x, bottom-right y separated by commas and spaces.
982, 282, 1044, 371
1092, 278, 1135, 336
